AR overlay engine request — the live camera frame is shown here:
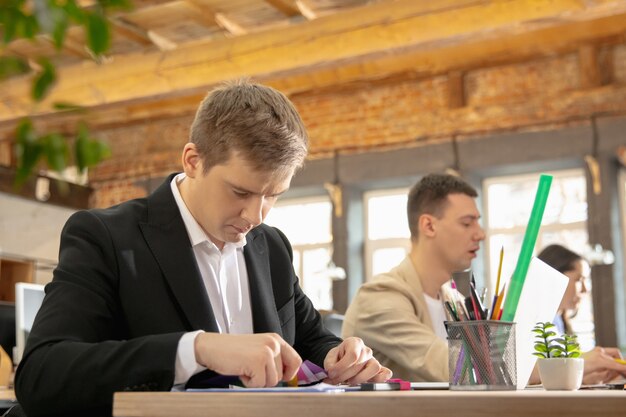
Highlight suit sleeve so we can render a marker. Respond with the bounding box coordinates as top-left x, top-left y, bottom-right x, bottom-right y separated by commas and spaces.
14, 210, 183, 417
343, 281, 449, 381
